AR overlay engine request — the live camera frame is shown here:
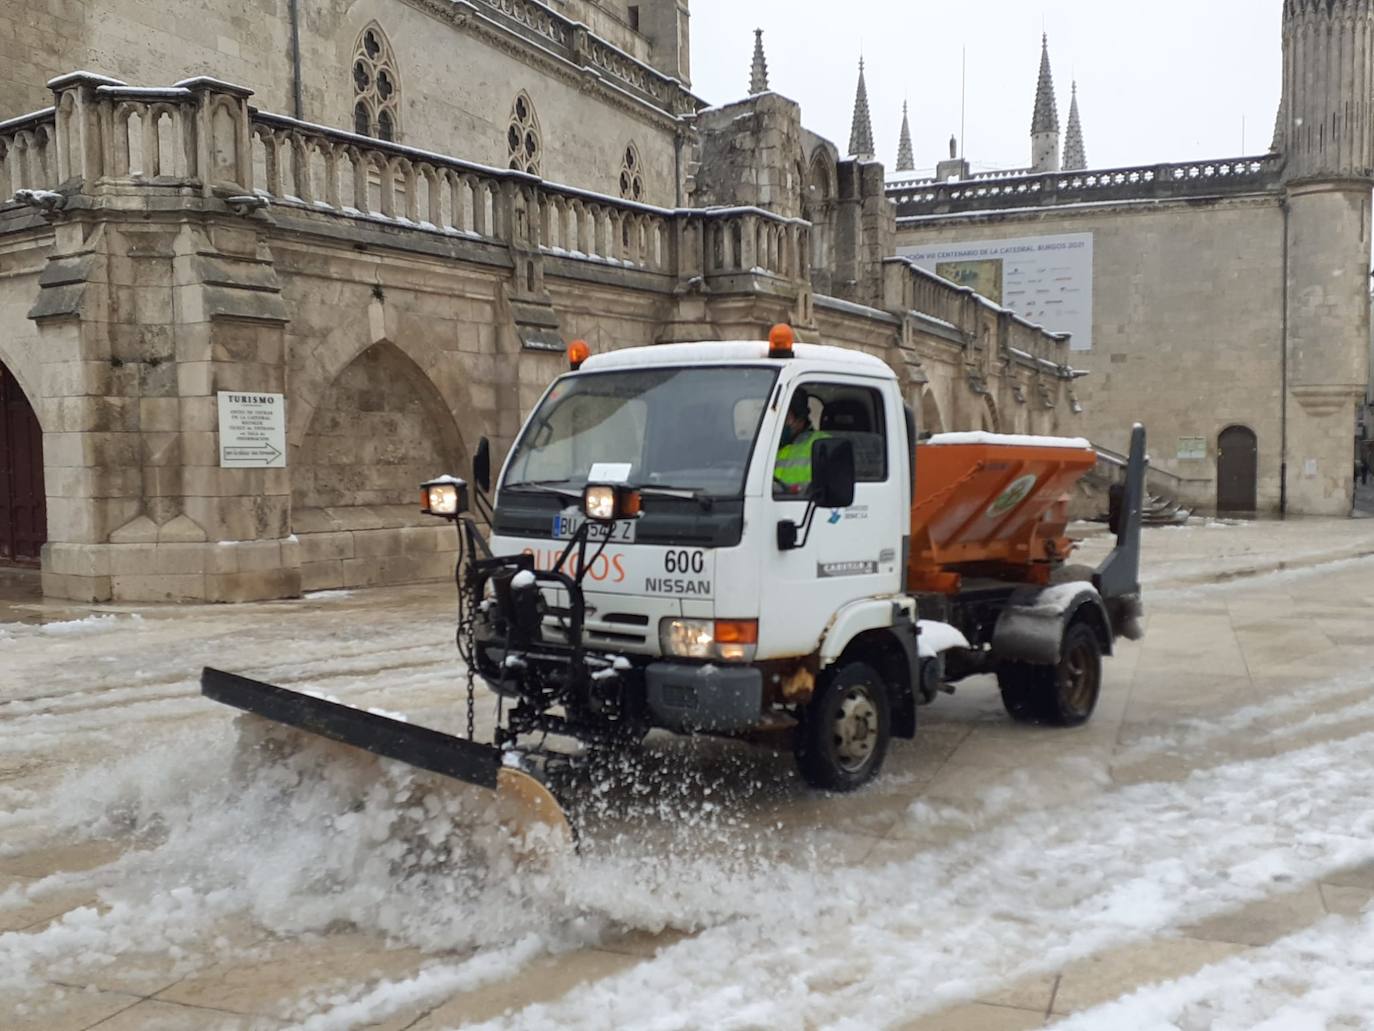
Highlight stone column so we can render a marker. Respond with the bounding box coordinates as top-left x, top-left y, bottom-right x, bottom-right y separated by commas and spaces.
1278, 0, 1374, 515
1284, 180, 1370, 515
33, 75, 299, 602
